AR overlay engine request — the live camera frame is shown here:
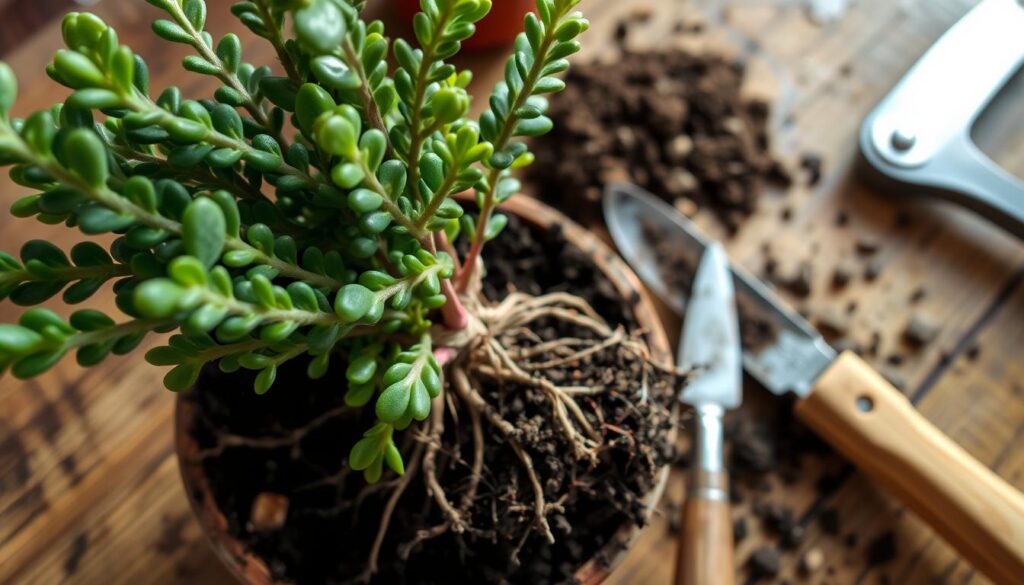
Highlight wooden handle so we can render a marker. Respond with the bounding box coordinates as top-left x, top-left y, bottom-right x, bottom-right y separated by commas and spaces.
796, 351, 1024, 585
675, 471, 735, 585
